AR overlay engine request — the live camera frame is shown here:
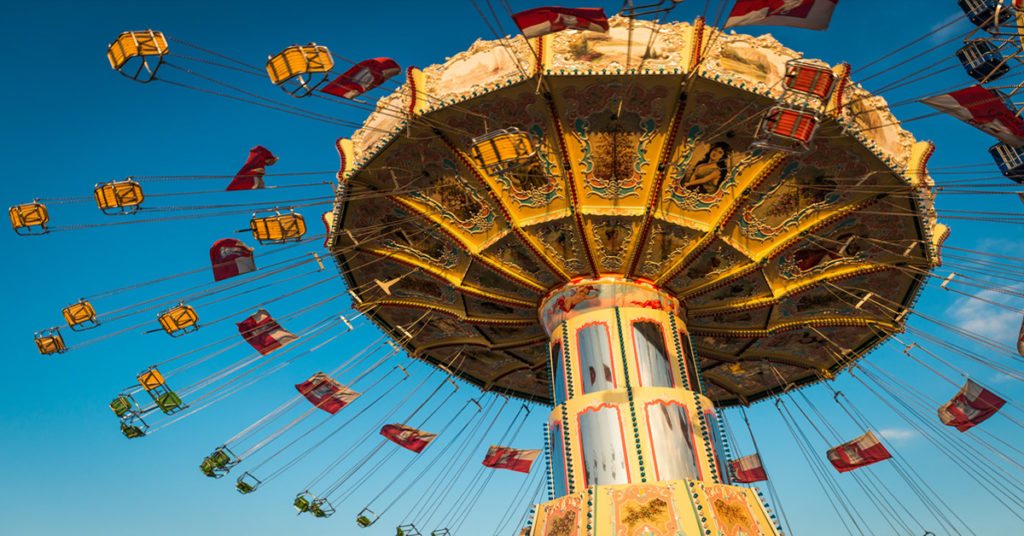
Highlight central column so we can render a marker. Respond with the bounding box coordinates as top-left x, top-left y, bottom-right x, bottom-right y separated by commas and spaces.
539, 277, 726, 495
528, 277, 782, 536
